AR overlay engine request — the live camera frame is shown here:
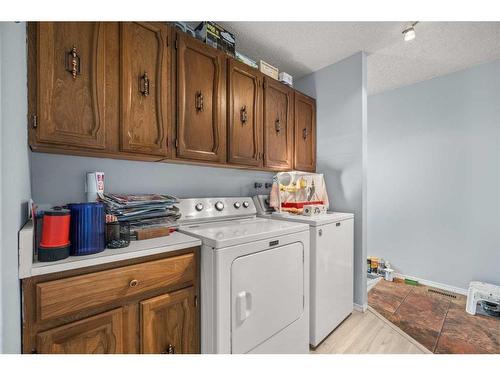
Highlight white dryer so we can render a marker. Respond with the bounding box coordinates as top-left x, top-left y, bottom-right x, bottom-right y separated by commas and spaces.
254, 195, 354, 347
177, 197, 310, 354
